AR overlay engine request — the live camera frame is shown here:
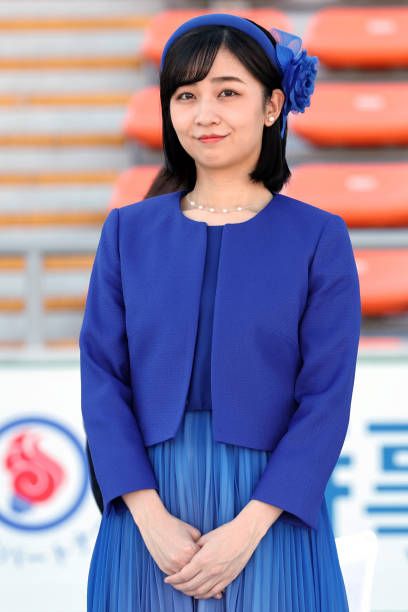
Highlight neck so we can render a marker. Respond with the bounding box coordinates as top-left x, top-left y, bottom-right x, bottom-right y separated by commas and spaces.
187, 183, 274, 211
